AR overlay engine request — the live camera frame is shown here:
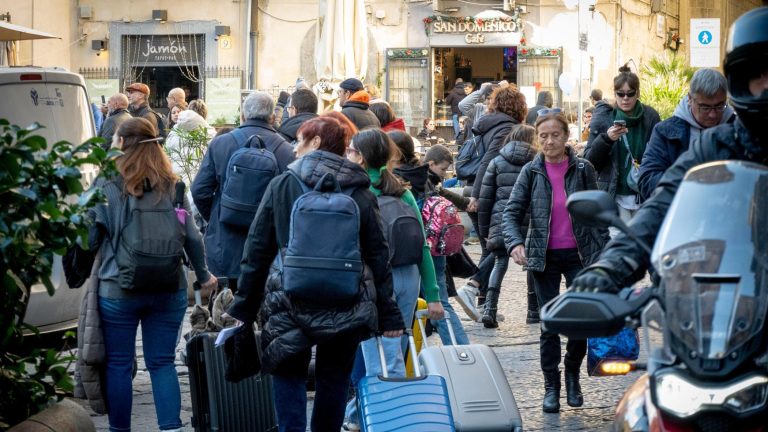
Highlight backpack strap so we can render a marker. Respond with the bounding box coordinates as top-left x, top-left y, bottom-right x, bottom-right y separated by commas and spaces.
287, 170, 311, 194
174, 181, 186, 208
230, 128, 270, 150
